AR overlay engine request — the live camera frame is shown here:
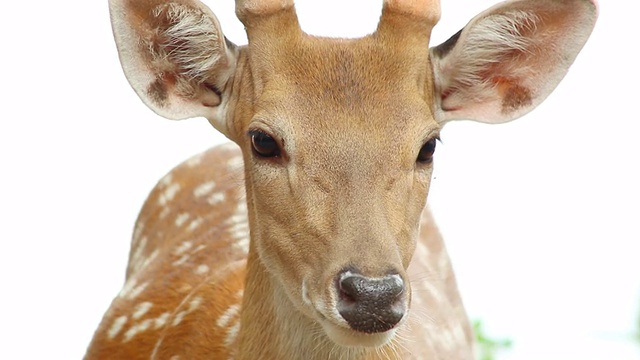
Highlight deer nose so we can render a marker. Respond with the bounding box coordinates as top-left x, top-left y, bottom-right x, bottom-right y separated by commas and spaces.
336, 270, 406, 333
